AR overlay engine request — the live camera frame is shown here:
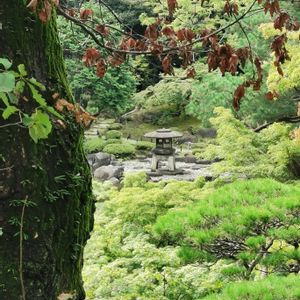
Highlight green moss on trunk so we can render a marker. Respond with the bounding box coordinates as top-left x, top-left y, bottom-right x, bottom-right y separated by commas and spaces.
0, 1, 94, 299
